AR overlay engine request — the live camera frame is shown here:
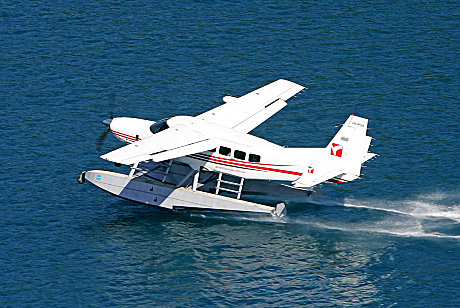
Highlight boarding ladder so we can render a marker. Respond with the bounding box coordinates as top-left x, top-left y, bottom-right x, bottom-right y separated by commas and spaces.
215, 173, 245, 200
